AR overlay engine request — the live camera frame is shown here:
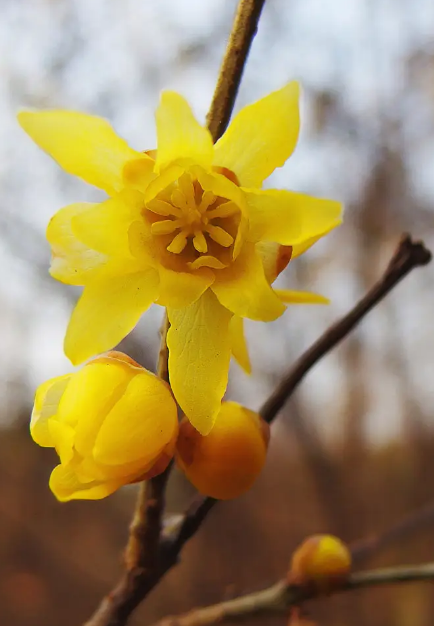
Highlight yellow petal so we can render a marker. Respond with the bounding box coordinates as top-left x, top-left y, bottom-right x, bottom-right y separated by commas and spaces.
213, 82, 300, 187
245, 188, 343, 245
167, 291, 232, 435
49, 463, 122, 502
229, 316, 251, 374
64, 269, 159, 365
47, 203, 109, 285
212, 243, 285, 321
94, 371, 178, 465
48, 419, 76, 465
71, 191, 143, 259
155, 91, 214, 173
275, 289, 330, 305
255, 242, 293, 284
157, 265, 214, 308
18, 110, 143, 195
291, 234, 324, 259
31, 375, 72, 447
